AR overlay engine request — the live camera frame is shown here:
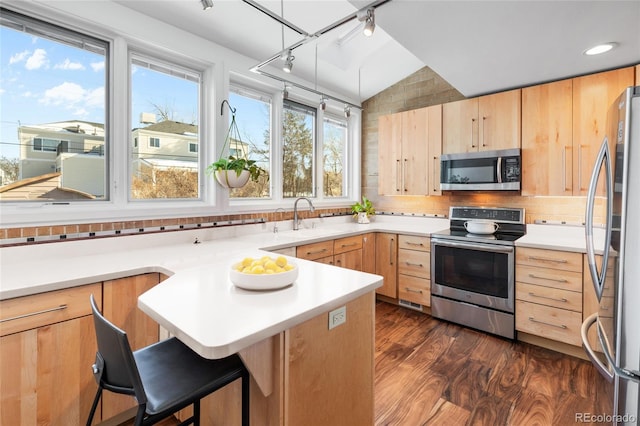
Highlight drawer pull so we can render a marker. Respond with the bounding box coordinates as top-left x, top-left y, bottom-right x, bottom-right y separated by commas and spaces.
404, 262, 423, 267
405, 287, 423, 294
528, 316, 567, 329
405, 241, 425, 247
528, 273, 568, 283
0, 304, 68, 323
306, 248, 328, 255
528, 292, 567, 303
339, 242, 358, 248
528, 256, 568, 263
